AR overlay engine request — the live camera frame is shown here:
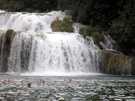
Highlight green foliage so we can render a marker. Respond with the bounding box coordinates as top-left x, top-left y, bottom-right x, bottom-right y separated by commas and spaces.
79, 26, 104, 45
0, 0, 57, 12
51, 16, 73, 32
0, 0, 134, 55
58, 0, 121, 28
110, 0, 135, 54
57, 0, 135, 55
